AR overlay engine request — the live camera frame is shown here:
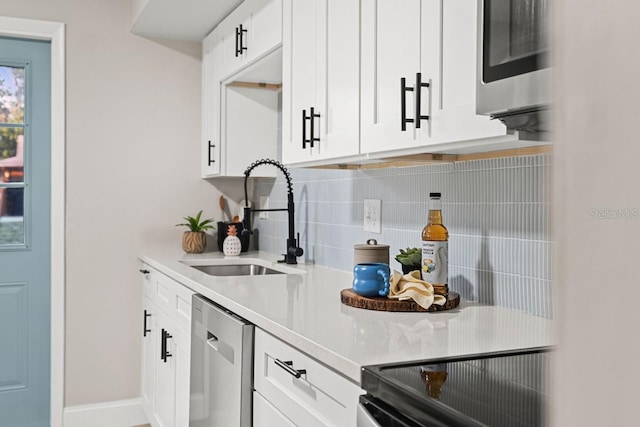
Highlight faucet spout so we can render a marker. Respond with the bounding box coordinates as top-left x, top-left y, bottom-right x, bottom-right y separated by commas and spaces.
243, 159, 303, 264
